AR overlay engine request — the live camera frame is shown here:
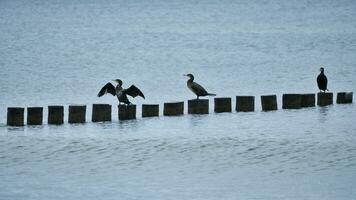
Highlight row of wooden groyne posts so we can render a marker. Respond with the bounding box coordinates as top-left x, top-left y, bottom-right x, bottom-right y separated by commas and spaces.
6, 92, 353, 126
